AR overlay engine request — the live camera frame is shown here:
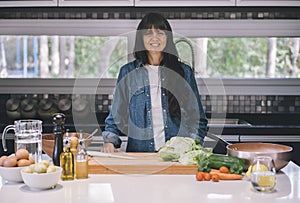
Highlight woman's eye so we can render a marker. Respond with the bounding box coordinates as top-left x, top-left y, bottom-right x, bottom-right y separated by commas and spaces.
158, 32, 165, 36
144, 30, 152, 35
143, 30, 166, 37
